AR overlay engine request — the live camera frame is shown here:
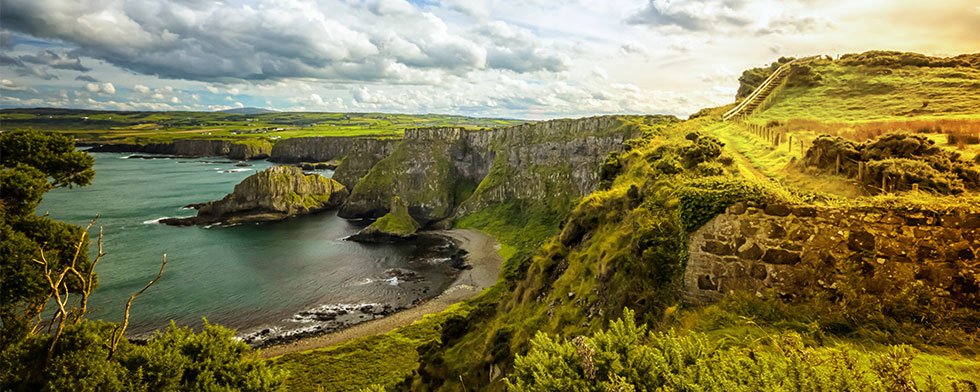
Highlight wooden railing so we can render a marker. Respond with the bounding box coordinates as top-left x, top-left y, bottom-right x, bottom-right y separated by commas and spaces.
723, 56, 816, 121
